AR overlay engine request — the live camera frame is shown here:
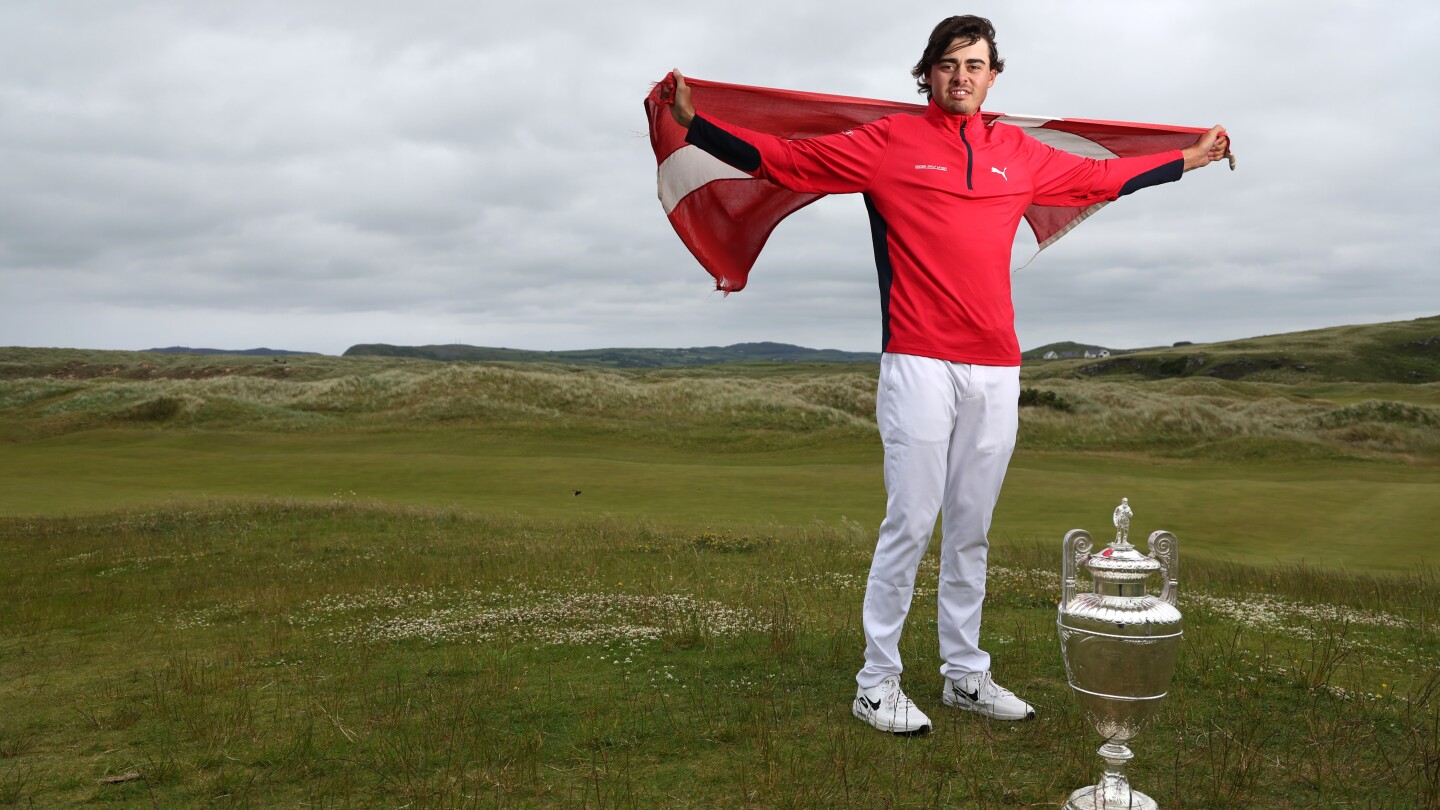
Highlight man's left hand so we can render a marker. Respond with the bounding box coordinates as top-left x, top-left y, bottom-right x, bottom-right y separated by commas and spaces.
1182, 125, 1231, 171
664, 69, 696, 129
